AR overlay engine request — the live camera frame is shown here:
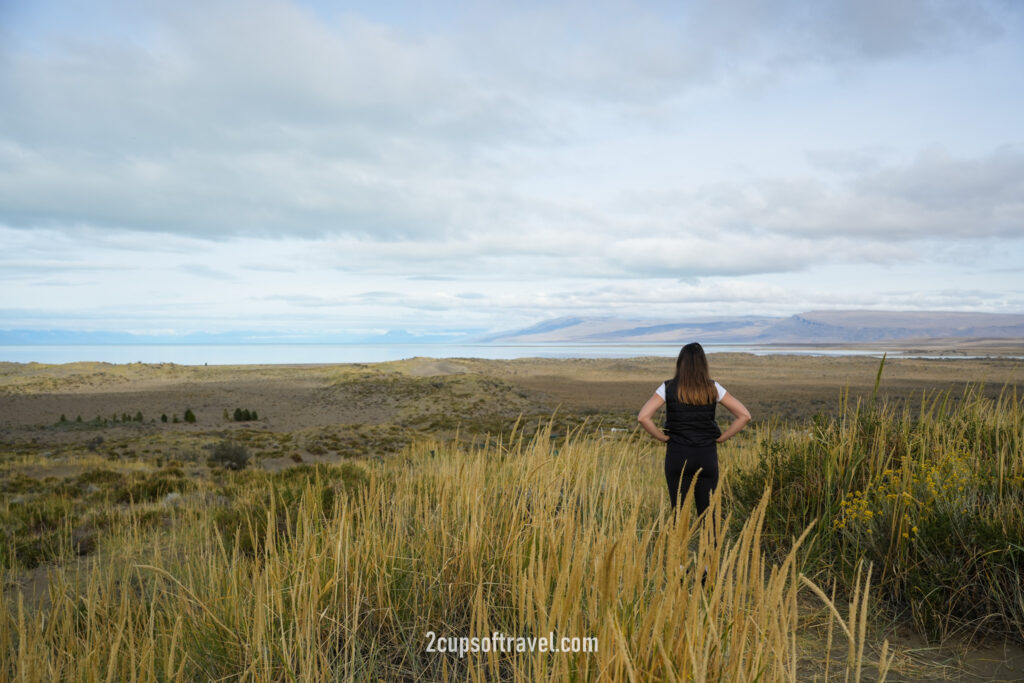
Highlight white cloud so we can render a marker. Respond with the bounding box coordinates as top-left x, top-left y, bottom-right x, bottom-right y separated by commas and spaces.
2, 0, 1020, 241
1, 0, 1023, 335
